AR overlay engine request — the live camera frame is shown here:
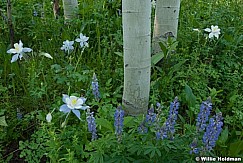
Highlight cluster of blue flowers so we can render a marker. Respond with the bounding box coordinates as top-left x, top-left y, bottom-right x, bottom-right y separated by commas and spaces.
190, 98, 224, 154
114, 105, 125, 140
156, 97, 179, 140
202, 112, 223, 152
86, 109, 97, 141
196, 98, 212, 132
91, 73, 100, 100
